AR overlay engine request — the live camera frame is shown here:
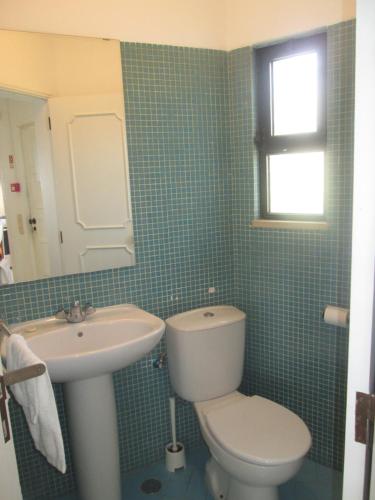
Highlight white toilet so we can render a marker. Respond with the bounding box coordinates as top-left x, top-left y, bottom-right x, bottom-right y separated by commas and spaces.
166, 305, 311, 500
